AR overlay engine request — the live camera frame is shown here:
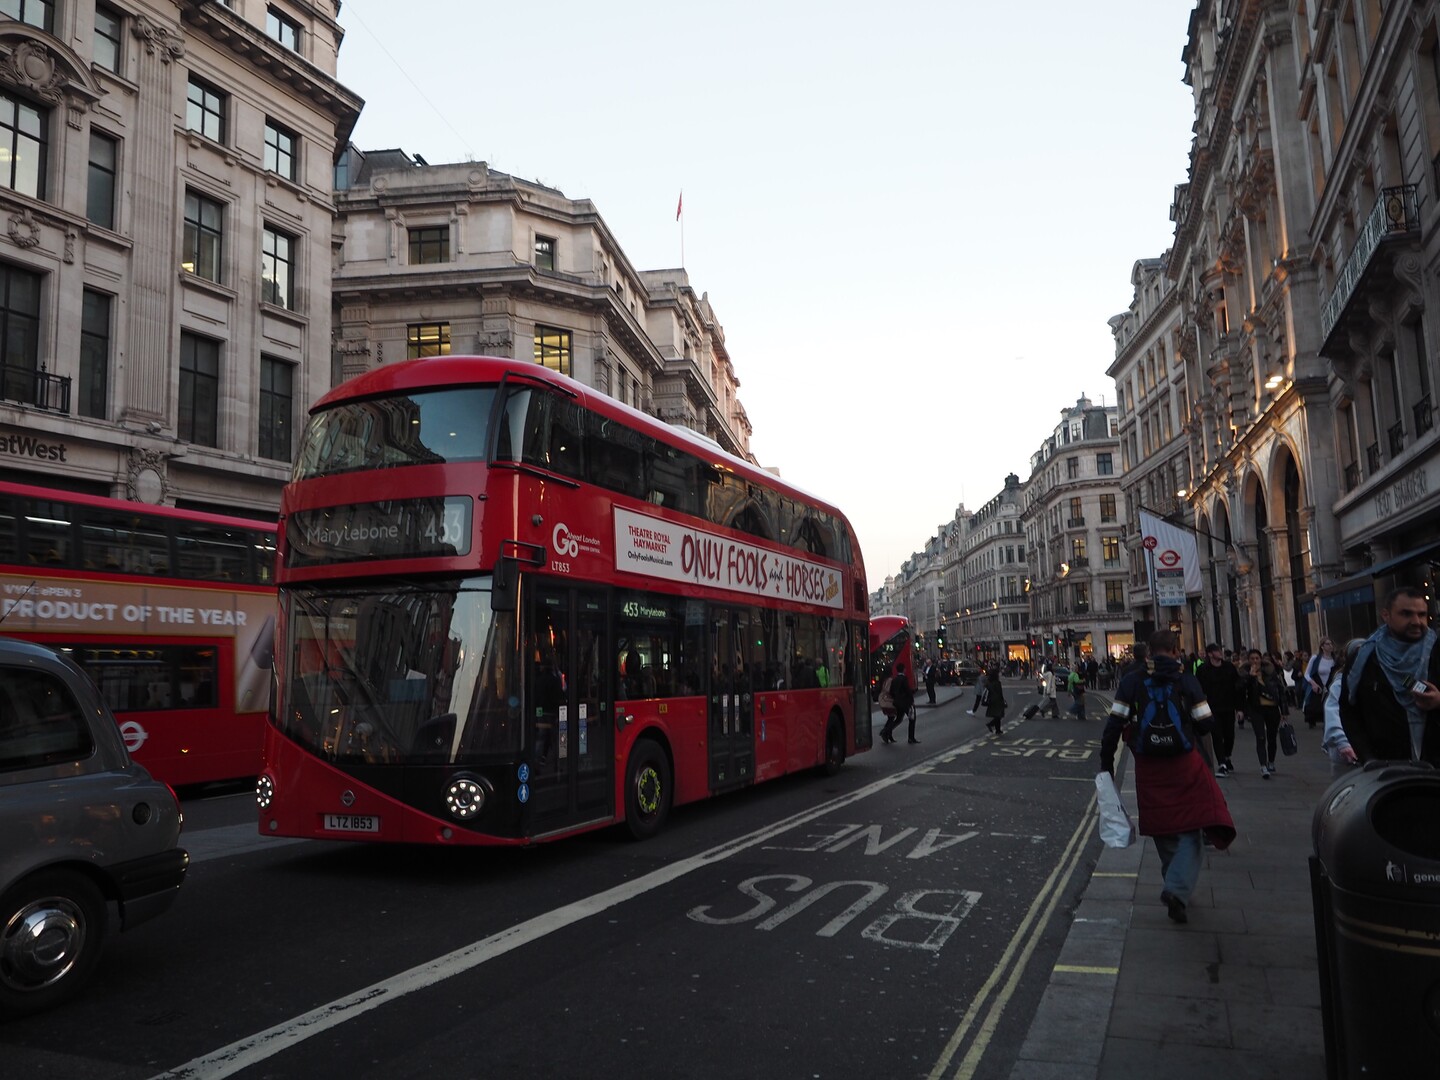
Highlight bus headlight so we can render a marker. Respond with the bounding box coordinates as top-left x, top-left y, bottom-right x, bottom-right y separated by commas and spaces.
256, 774, 275, 811
444, 775, 488, 821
